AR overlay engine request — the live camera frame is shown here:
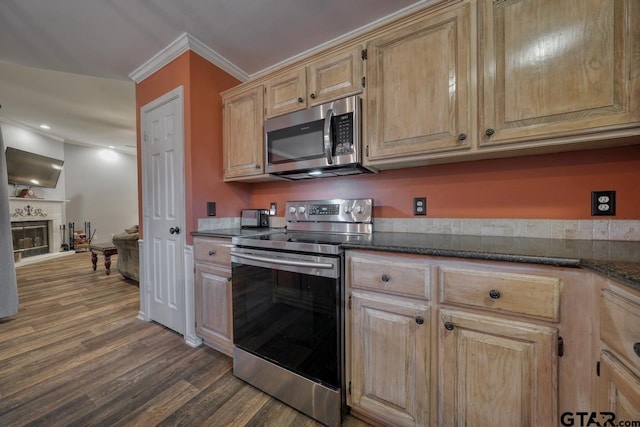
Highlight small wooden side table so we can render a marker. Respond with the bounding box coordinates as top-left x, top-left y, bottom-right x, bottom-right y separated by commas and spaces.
89, 242, 118, 275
